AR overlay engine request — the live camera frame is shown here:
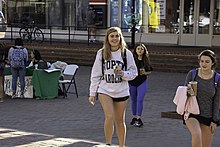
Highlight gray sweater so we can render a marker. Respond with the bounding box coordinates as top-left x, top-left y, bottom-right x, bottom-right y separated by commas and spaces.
185, 70, 220, 123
